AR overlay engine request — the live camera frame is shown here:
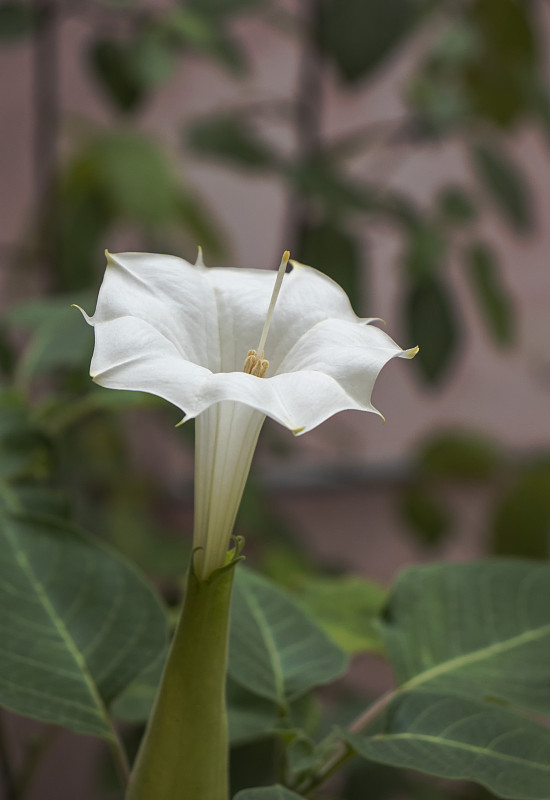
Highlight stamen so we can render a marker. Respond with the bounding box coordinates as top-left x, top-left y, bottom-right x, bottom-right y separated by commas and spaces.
243, 250, 290, 378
